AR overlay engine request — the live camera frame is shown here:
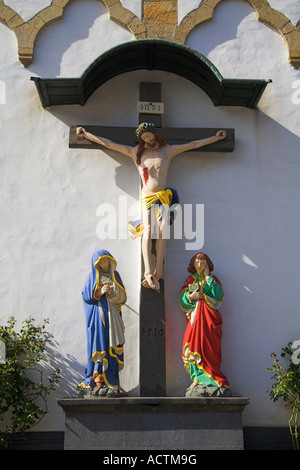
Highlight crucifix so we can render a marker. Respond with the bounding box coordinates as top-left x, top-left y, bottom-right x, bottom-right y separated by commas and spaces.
70, 82, 234, 396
